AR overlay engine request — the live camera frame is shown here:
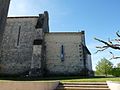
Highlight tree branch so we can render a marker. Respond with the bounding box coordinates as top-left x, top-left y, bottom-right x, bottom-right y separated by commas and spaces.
95, 47, 108, 54
94, 38, 120, 50
94, 31, 120, 60
109, 52, 120, 60
96, 46, 108, 49
116, 31, 120, 38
